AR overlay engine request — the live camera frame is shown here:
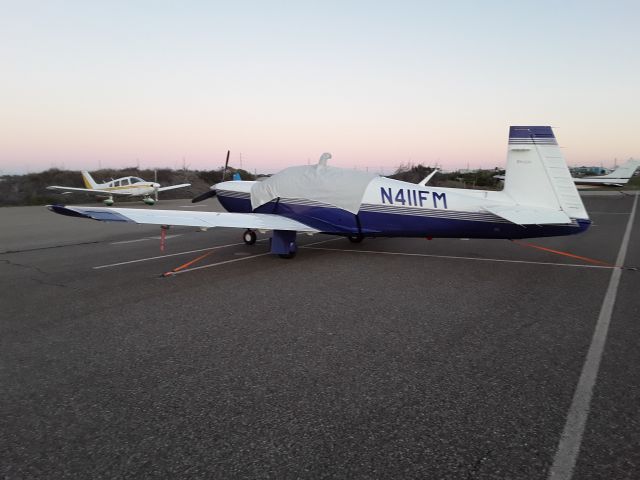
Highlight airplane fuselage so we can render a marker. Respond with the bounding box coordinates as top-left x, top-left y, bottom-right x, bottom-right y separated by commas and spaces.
93, 182, 158, 198
215, 178, 591, 240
